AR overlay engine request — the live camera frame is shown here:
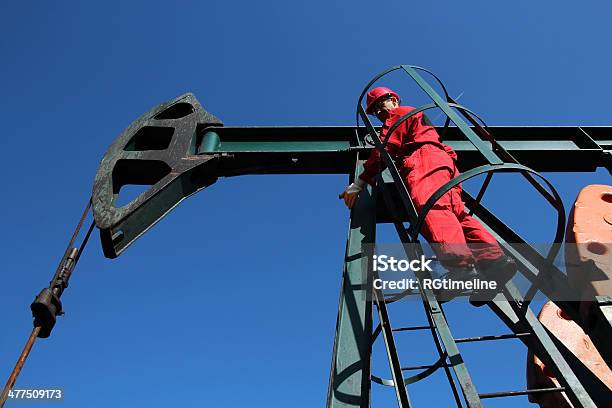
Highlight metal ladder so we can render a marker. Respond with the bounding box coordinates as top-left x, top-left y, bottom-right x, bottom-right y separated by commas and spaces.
328, 65, 607, 407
